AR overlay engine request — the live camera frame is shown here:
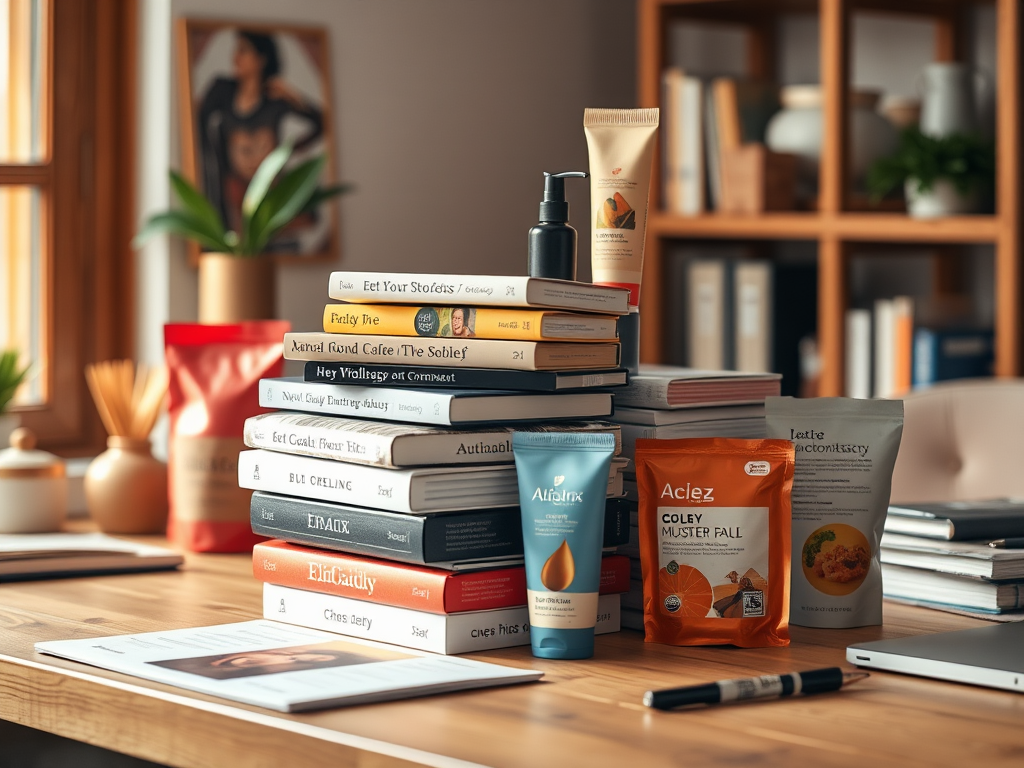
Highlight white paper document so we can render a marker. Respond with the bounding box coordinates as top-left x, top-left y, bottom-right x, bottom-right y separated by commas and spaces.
36, 620, 543, 712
